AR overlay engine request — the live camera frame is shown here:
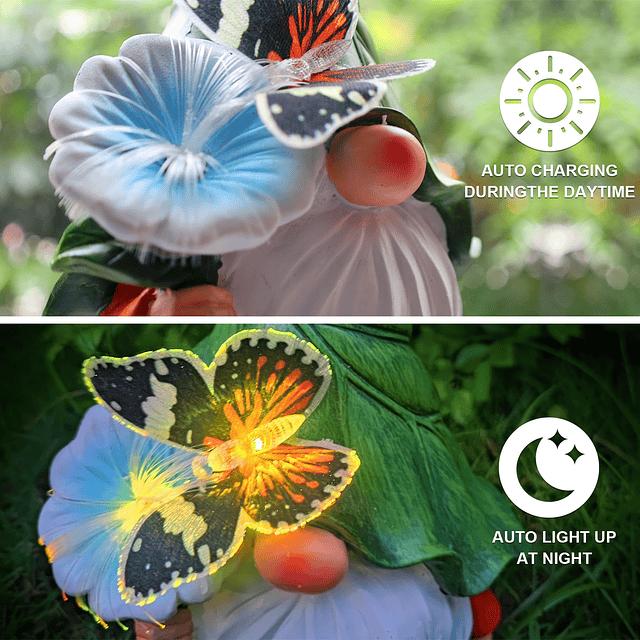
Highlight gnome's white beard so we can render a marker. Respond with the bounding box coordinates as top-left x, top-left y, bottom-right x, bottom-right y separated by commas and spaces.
190, 555, 472, 640
219, 171, 463, 316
